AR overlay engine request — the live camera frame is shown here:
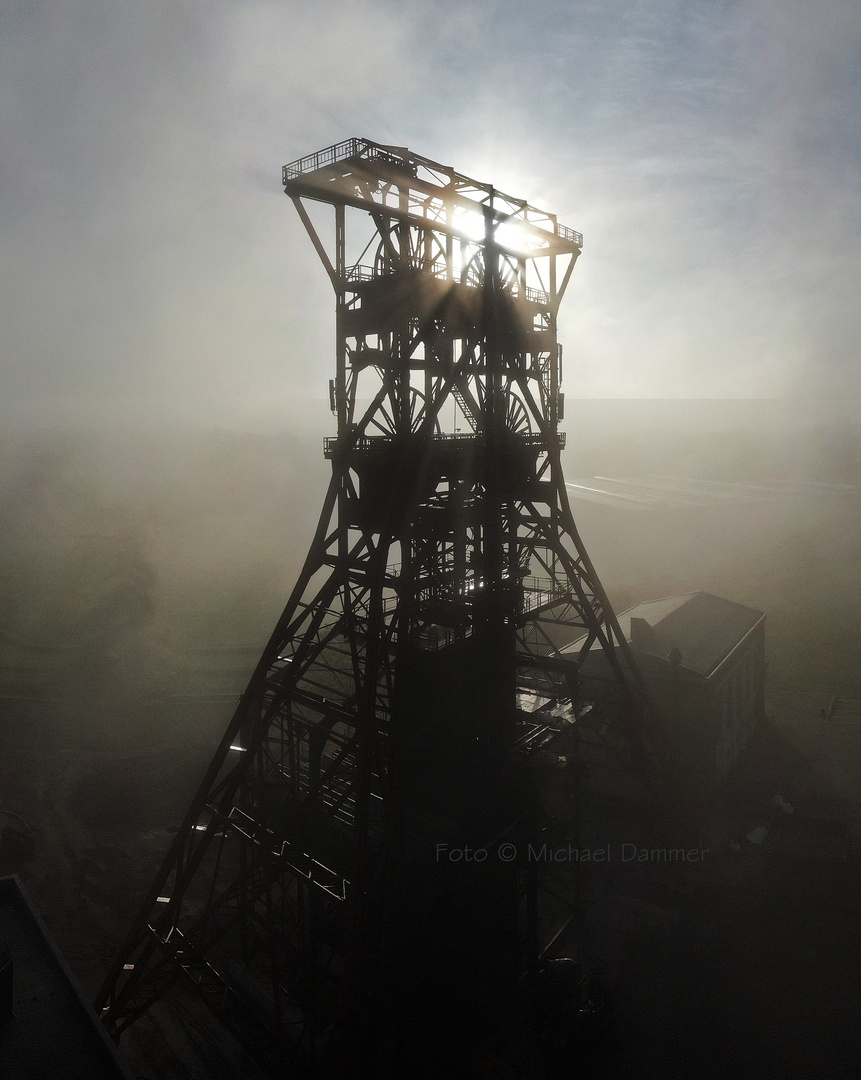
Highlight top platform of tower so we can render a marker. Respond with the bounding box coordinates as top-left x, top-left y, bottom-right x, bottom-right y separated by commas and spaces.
282, 137, 583, 258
